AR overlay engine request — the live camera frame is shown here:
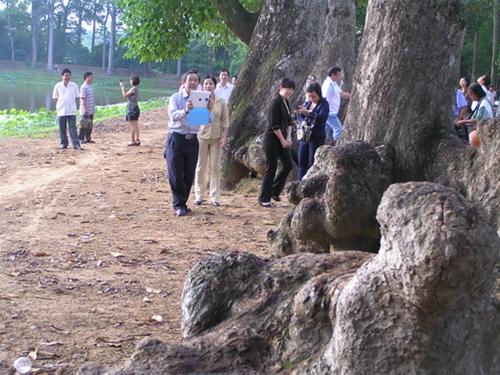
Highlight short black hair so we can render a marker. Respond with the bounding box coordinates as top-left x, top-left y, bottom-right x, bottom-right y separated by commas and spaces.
61, 68, 71, 76
327, 66, 342, 77
279, 77, 296, 90
203, 75, 217, 86
185, 69, 200, 83
482, 75, 491, 86
83, 72, 93, 80
468, 83, 486, 99
220, 69, 230, 75
130, 75, 140, 86
306, 82, 322, 99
